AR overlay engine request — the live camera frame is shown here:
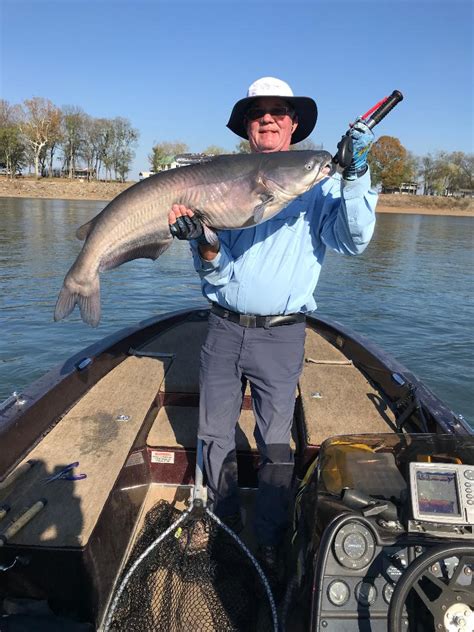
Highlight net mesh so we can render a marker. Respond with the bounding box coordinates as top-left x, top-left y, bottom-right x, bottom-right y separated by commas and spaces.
105, 500, 275, 631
